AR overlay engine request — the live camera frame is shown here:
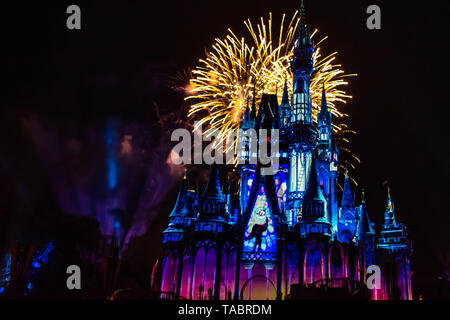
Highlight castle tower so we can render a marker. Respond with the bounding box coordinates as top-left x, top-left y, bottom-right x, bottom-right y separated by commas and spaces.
377, 184, 413, 300
329, 136, 339, 232
196, 163, 227, 226
316, 85, 339, 234
238, 96, 257, 215
299, 158, 332, 236
297, 157, 332, 287
317, 85, 332, 144
161, 170, 195, 297
163, 170, 192, 243
286, 0, 316, 226
356, 189, 376, 289
338, 169, 357, 242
